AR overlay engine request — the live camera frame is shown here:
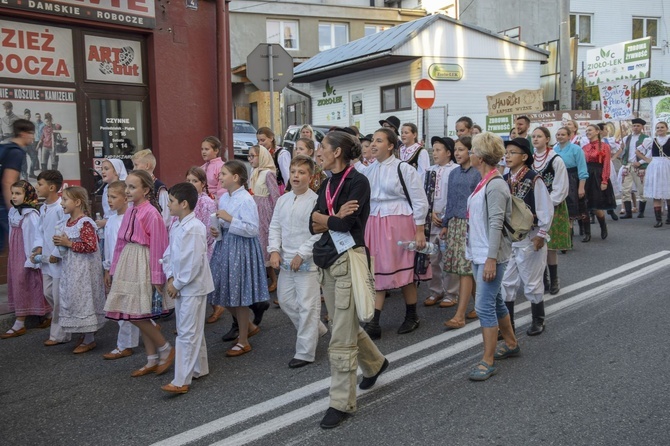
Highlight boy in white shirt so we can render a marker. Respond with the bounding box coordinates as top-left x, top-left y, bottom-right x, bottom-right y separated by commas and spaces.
132, 149, 171, 228
268, 155, 327, 368
31, 170, 71, 346
102, 180, 140, 360
161, 182, 214, 394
